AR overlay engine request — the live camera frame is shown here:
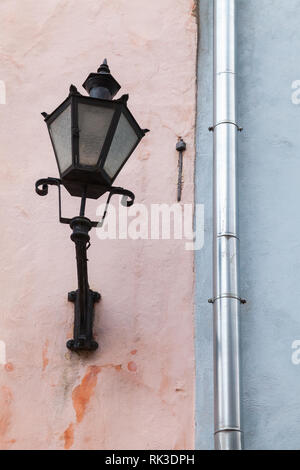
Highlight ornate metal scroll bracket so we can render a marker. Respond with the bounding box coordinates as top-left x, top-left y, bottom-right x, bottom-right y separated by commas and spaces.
35, 177, 135, 227
97, 186, 135, 228
35, 177, 72, 225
